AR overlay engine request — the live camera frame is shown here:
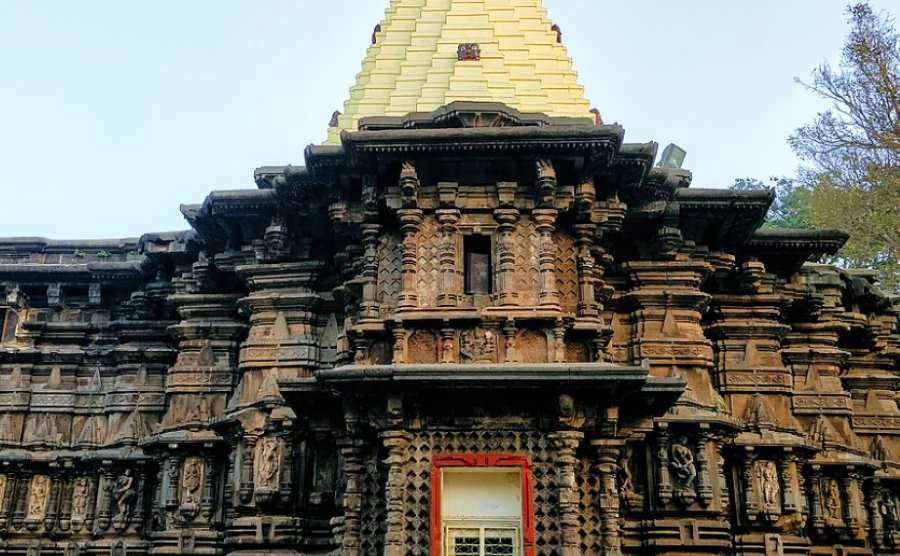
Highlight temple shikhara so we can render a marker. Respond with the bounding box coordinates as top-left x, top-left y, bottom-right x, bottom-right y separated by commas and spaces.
2, 1, 900, 555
